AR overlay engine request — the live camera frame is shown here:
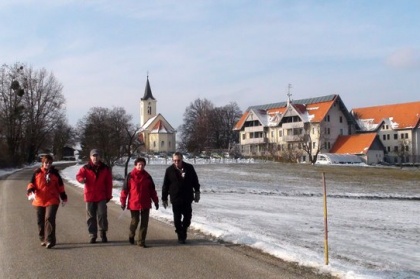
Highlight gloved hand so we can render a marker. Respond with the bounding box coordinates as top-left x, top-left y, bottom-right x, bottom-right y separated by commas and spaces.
121, 205, 126, 211
194, 192, 200, 203
27, 192, 35, 201
162, 200, 168, 209
78, 178, 86, 184
155, 203, 159, 210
